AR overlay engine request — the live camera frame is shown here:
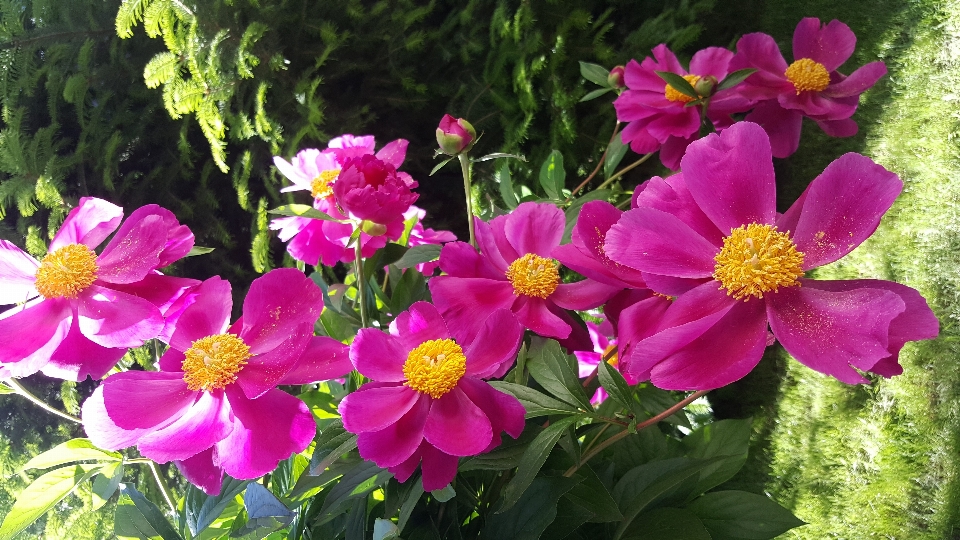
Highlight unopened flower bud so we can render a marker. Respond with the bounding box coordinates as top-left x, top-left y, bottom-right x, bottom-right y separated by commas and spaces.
608, 65, 626, 89
436, 114, 476, 156
360, 220, 388, 237
694, 75, 718, 98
